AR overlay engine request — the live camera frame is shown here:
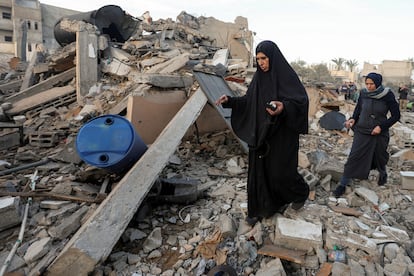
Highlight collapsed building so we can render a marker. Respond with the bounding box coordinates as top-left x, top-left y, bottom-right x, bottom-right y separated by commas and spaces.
1, 4, 414, 276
